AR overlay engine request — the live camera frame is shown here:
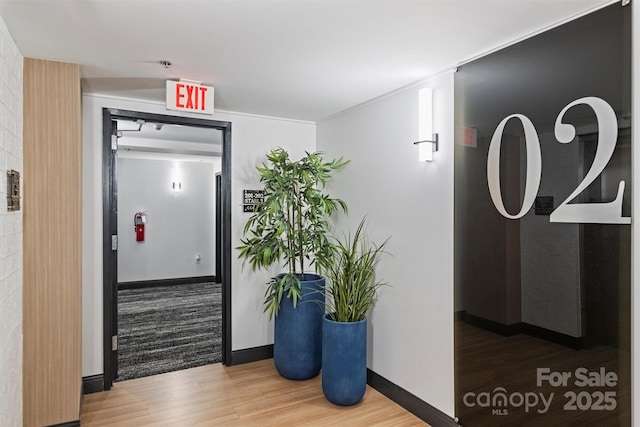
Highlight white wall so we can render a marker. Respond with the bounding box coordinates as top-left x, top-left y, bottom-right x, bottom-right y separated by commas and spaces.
82, 94, 315, 376
117, 157, 218, 282
78, 5, 640, 424
317, 72, 455, 417
0, 16, 22, 427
